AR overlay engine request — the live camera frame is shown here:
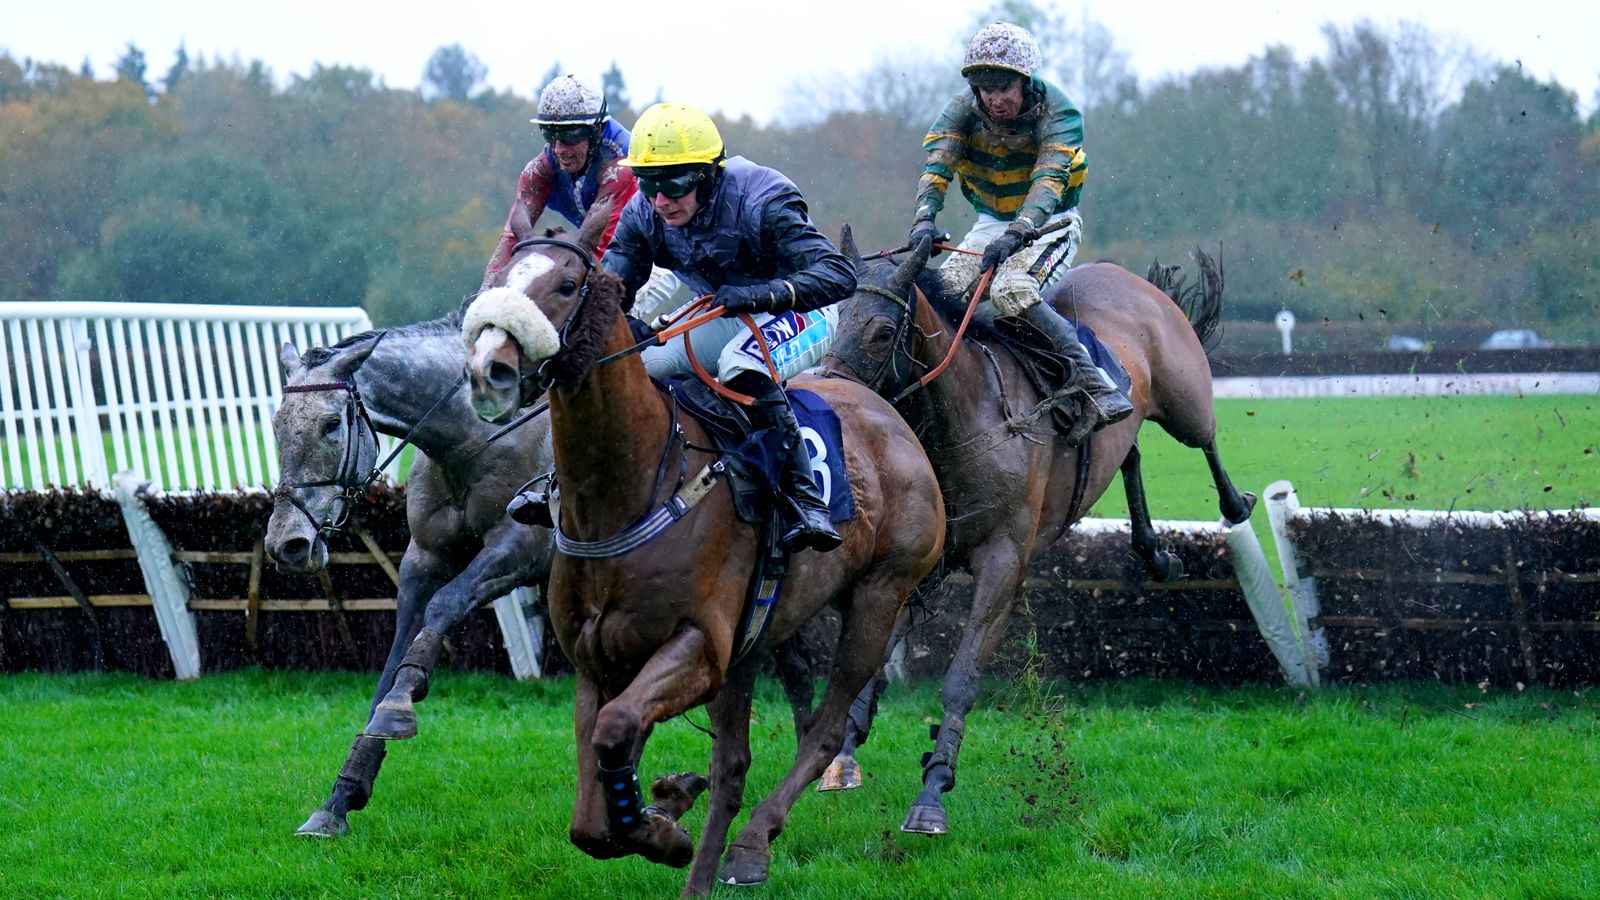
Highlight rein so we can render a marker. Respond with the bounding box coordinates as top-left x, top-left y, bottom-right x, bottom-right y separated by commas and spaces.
890, 267, 994, 404
593, 295, 781, 406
